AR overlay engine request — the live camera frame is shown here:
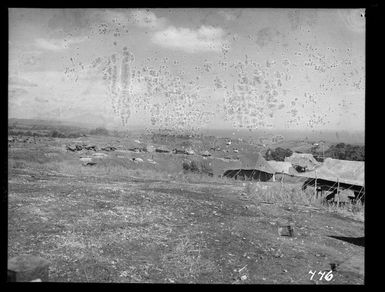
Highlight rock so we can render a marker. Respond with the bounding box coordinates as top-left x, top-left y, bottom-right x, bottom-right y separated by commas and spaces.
8, 255, 49, 282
